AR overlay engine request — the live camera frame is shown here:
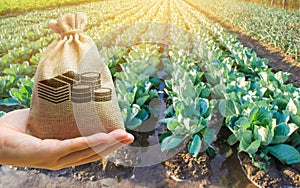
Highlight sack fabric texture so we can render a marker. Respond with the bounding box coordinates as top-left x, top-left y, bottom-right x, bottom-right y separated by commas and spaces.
28, 12, 124, 140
